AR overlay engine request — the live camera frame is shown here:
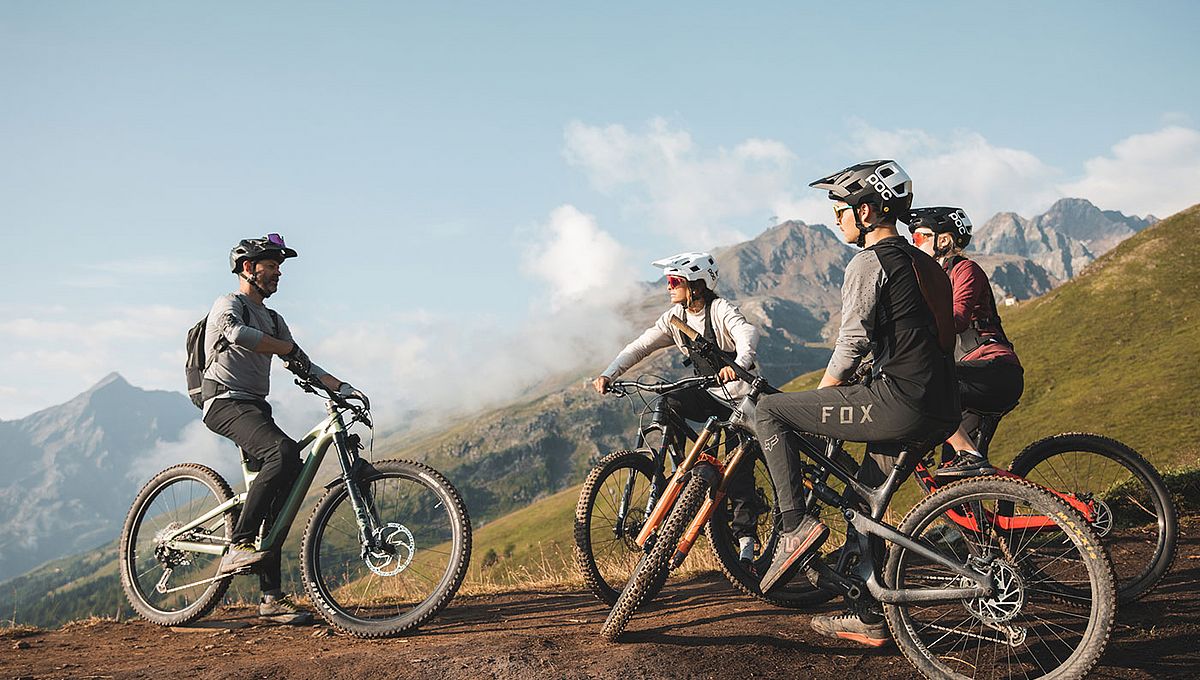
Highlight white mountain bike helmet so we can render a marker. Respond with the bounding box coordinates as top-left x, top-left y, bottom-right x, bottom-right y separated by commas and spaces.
652, 252, 719, 287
